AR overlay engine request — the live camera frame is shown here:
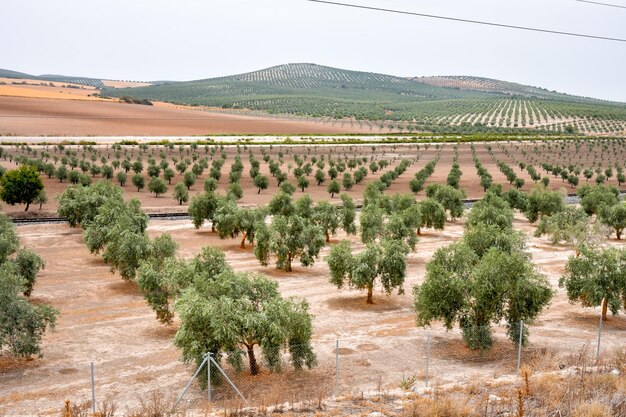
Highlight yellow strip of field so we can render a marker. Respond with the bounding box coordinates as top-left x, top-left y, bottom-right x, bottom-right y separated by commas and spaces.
0, 85, 109, 101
